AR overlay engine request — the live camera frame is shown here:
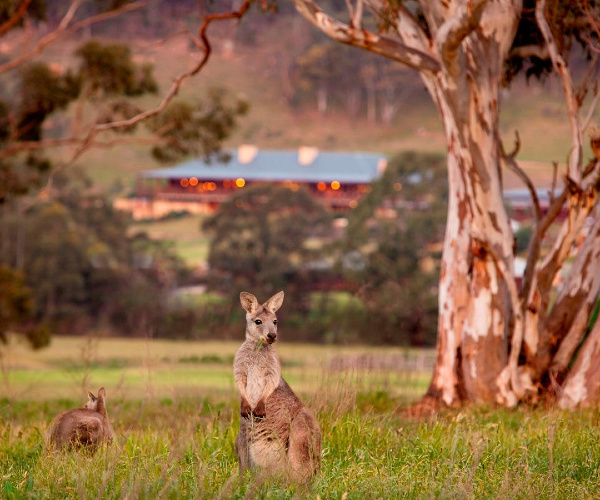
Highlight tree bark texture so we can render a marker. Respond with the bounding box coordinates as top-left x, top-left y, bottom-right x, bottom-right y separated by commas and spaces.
290, 0, 600, 407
